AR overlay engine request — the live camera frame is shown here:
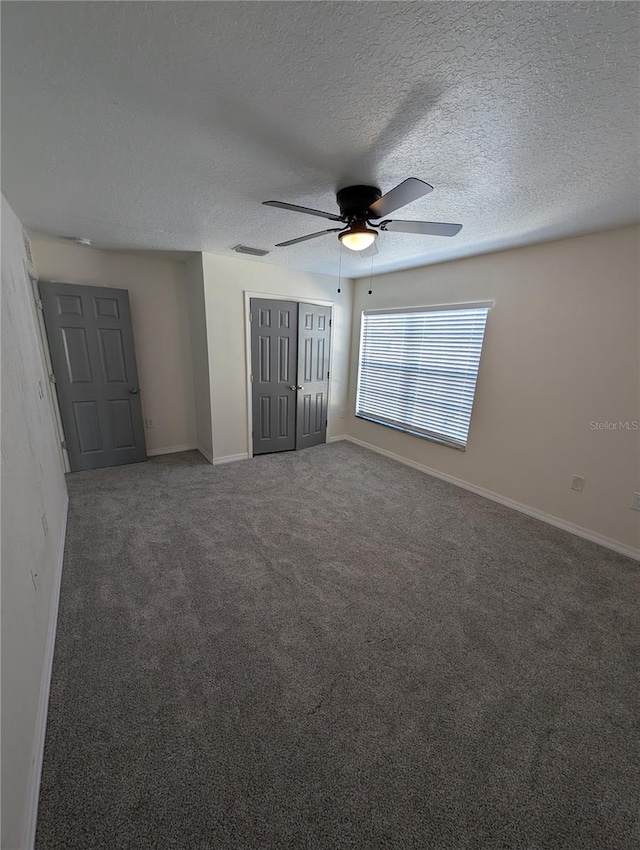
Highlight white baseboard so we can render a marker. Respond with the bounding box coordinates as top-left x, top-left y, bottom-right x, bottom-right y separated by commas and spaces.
343, 436, 640, 562
327, 435, 348, 443
212, 452, 249, 466
23, 494, 69, 849
146, 443, 197, 457
197, 445, 214, 464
